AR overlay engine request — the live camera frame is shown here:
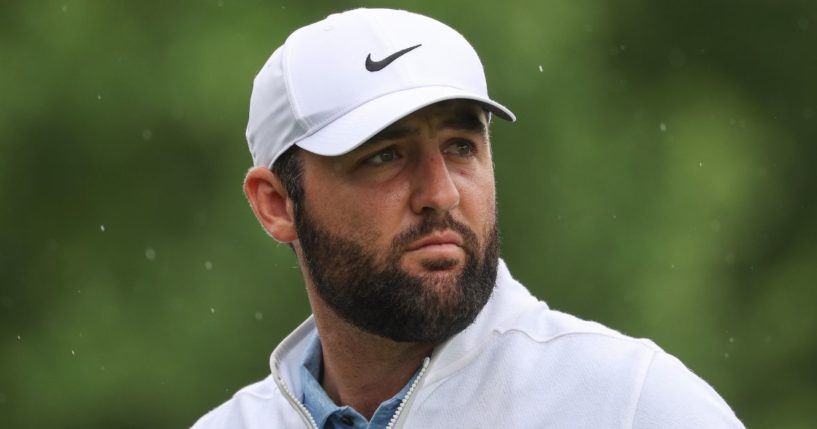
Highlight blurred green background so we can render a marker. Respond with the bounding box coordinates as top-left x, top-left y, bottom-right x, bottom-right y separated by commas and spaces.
2, 0, 815, 427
